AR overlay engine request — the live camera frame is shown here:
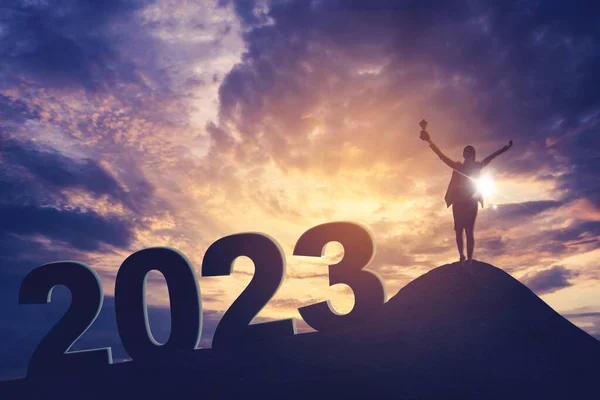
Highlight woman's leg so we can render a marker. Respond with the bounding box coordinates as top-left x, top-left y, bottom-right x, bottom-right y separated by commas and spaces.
455, 228, 465, 261
465, 201, 478, 261
465, 227, 474, 261
453, 204, 466, 262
